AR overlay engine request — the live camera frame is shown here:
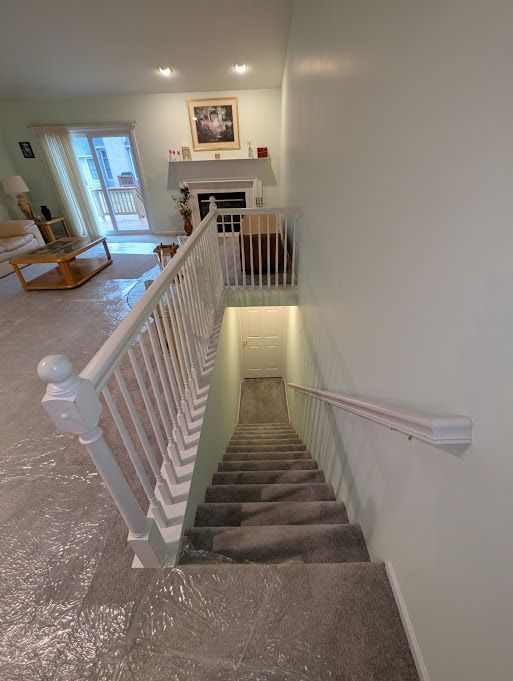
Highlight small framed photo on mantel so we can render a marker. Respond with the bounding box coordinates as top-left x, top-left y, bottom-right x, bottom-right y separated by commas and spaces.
187, 97, 240, 151
19, 141, 35, 158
